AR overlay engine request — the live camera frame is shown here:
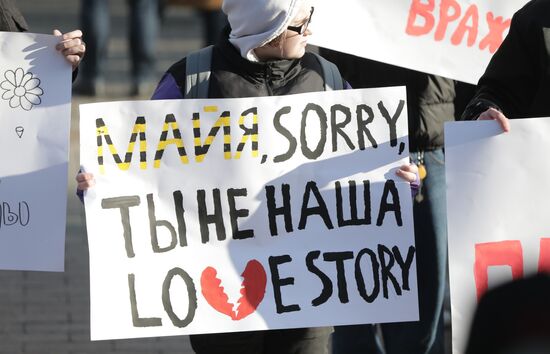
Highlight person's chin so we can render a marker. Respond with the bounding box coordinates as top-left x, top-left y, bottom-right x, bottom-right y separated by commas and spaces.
296, 45, 307, 54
